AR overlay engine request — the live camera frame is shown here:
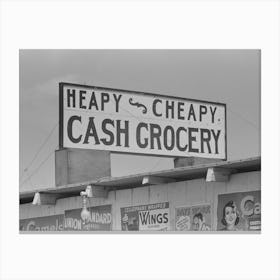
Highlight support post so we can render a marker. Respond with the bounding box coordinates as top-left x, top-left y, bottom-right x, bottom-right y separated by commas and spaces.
206, 167, 232, 182
32, 192, 59, 205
